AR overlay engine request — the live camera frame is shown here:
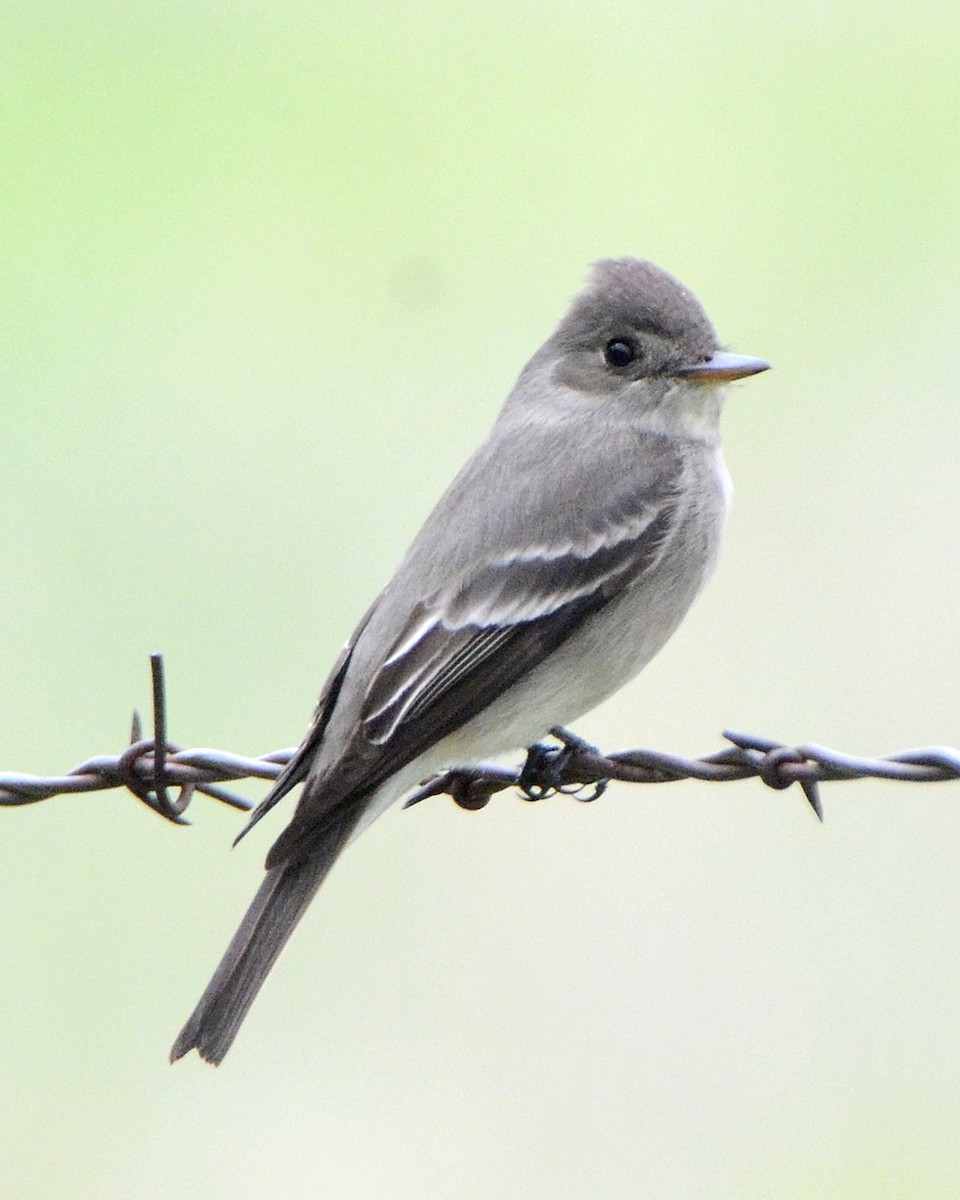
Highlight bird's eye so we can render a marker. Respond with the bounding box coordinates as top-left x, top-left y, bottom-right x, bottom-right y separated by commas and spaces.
604, 338, 637, 368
